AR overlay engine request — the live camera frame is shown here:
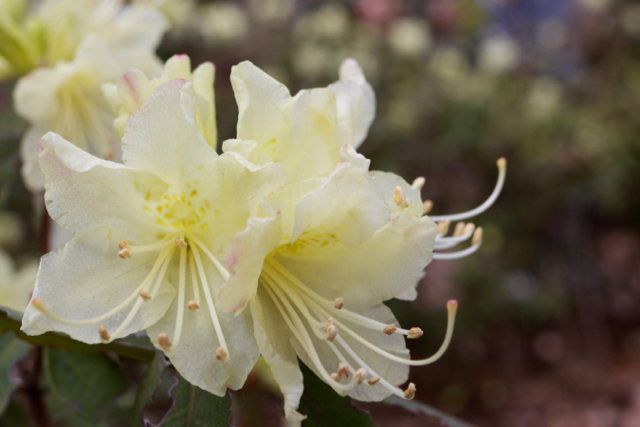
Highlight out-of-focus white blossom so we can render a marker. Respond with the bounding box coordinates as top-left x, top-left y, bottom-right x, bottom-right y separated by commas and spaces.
478, 35, 520, 75
0, 251, 37, 313
198, 2, 249, 45
526, 78, 563, 121
621, 4, 640, 37
388, 18, 431, 58
251, 0, 294, 23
